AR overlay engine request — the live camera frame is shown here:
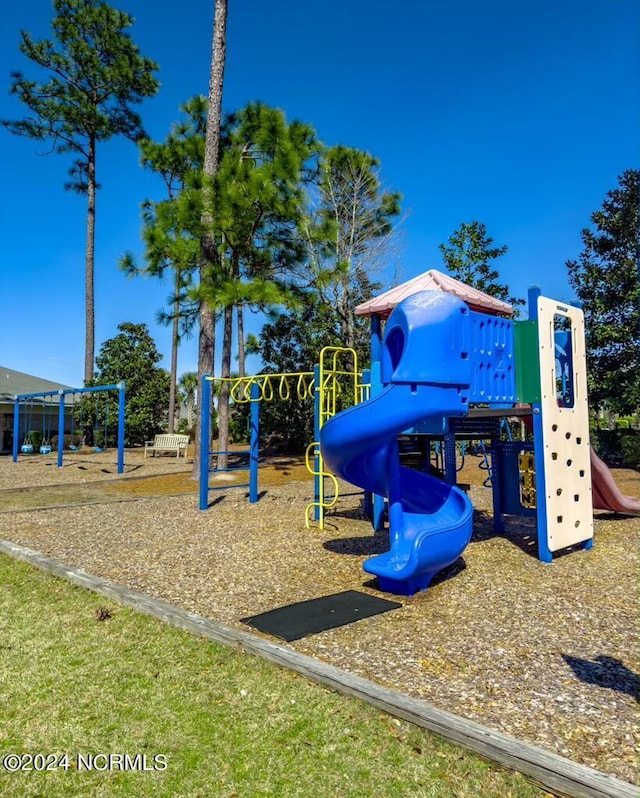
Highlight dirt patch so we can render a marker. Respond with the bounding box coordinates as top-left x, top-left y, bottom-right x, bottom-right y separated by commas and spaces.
0, 454, 312, 510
